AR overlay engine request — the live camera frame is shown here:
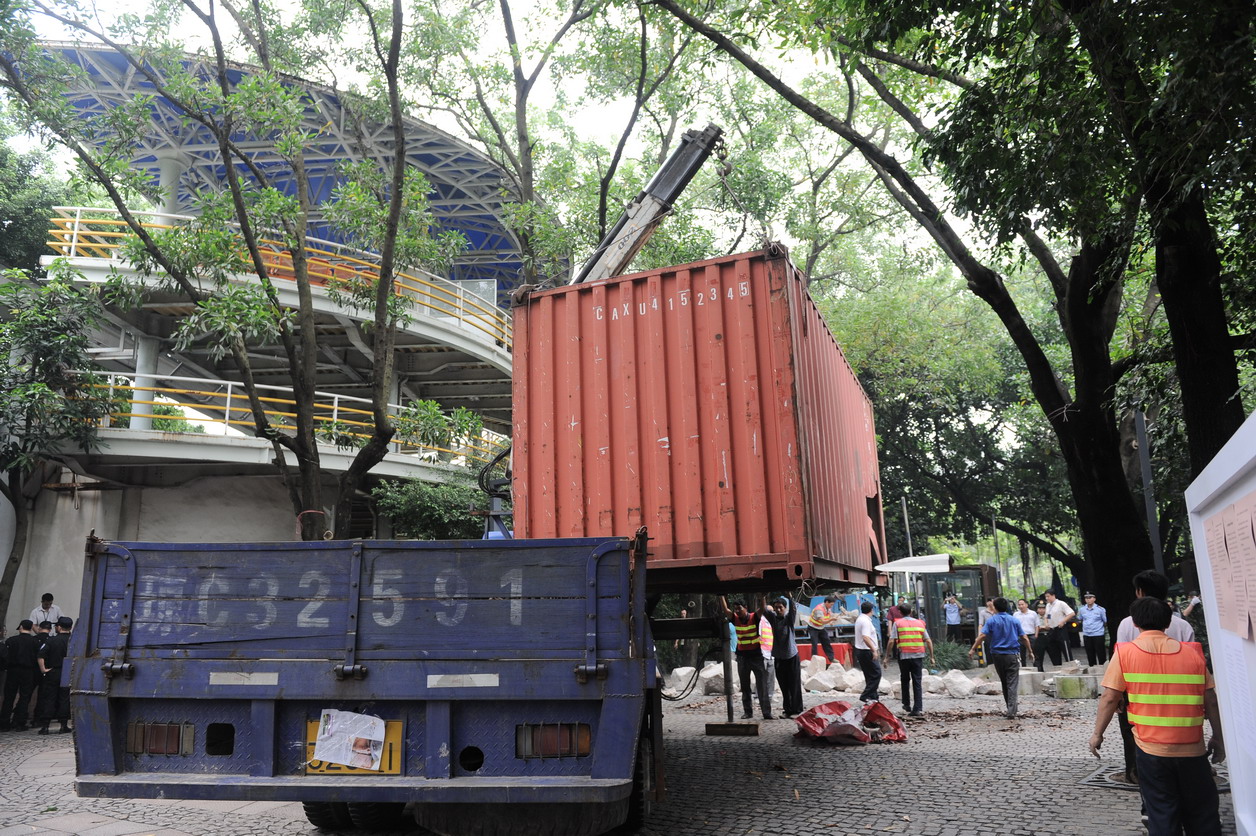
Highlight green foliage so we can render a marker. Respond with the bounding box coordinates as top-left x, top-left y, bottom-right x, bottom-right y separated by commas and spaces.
931, 640, 973, 672
449, 406, 483, 448
373, 477, 496, 540
316, 419, 366, 451
0, 265, 113, 473
0, 124, 76, 273
394, 399, 452, 450
107, 394, 208, 434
